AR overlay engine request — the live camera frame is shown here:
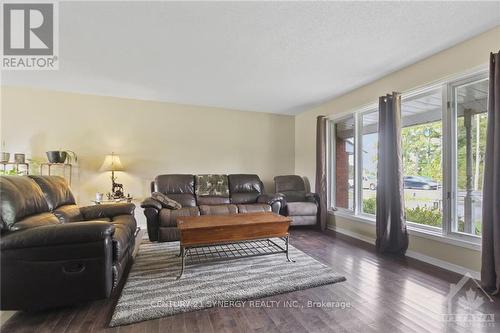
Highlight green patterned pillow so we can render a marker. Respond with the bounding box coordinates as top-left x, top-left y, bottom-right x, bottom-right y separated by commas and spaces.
195, 174, 229, 197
